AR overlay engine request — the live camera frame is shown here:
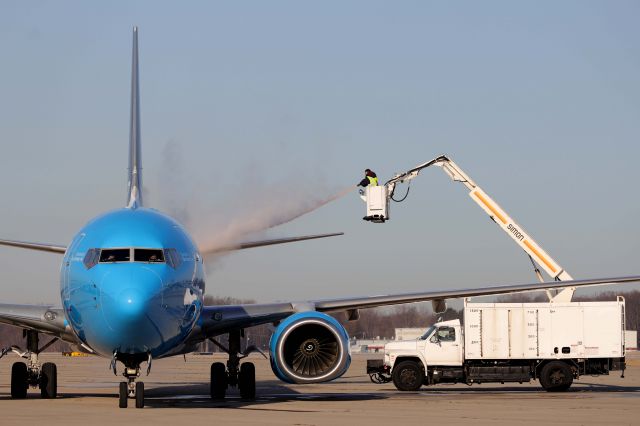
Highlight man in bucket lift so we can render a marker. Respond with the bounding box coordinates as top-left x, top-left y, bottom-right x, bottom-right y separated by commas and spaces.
358, 169, 378, 188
